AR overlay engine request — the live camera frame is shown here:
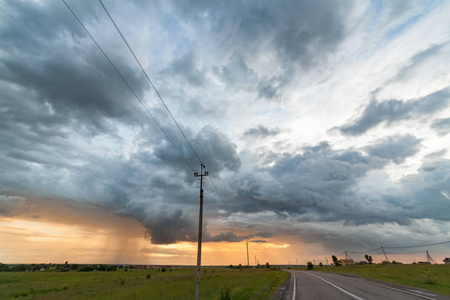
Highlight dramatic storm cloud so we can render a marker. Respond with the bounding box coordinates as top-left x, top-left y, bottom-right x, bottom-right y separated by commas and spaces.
1, 0, 450, 263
